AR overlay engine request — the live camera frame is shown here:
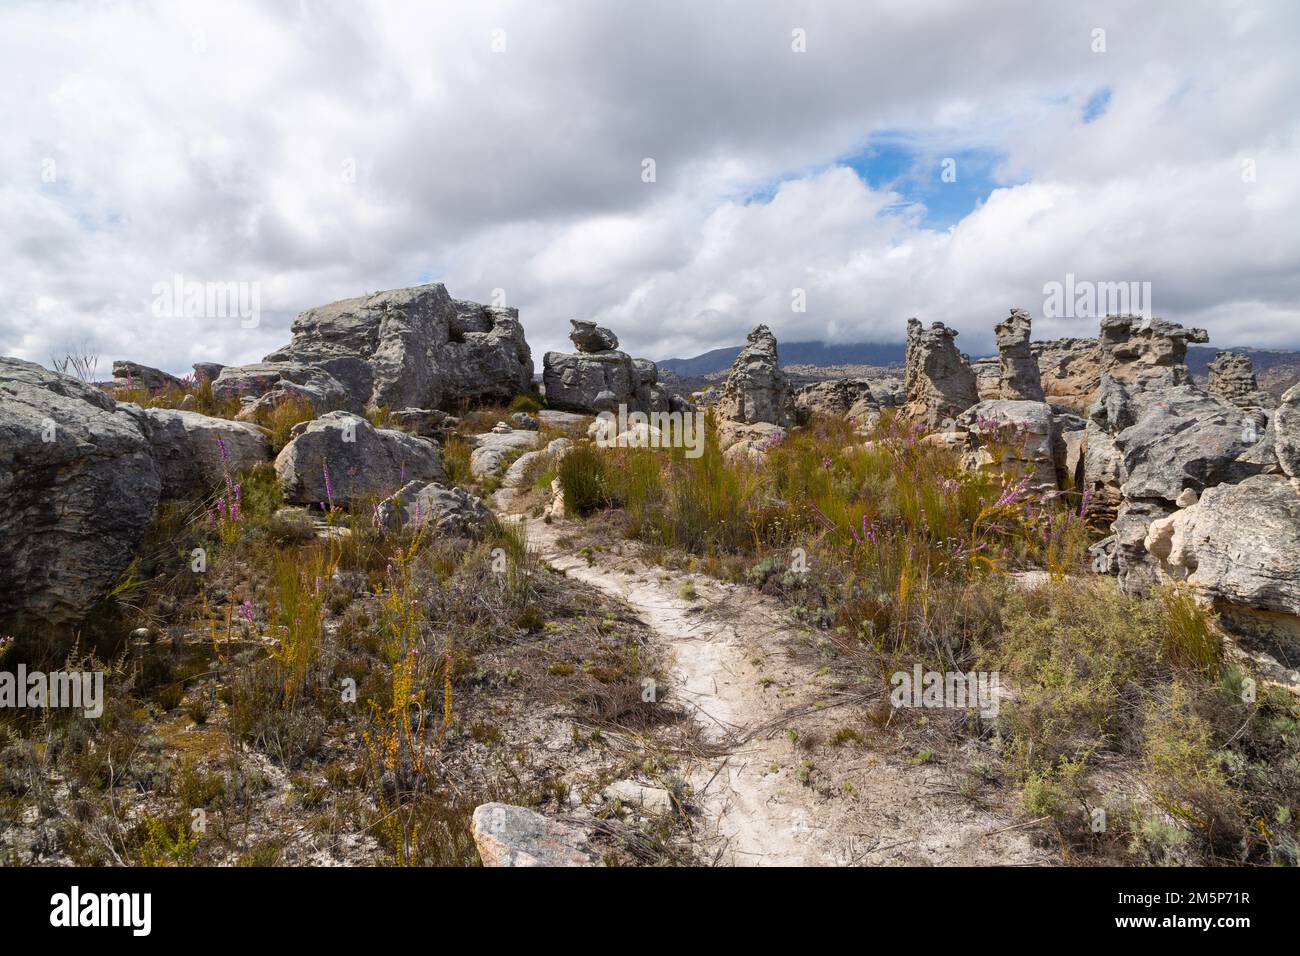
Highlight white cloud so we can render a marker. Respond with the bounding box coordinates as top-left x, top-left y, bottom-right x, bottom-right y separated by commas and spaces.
1, 0, 1298, 377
